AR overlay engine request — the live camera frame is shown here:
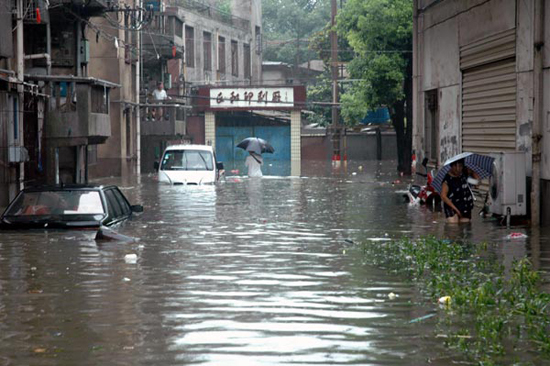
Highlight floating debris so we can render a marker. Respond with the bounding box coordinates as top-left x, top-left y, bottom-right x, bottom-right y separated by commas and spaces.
438, 296, 451, 305
505, 232, 528, 240
409, 313, 436, 323
124, 254, 138, 264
